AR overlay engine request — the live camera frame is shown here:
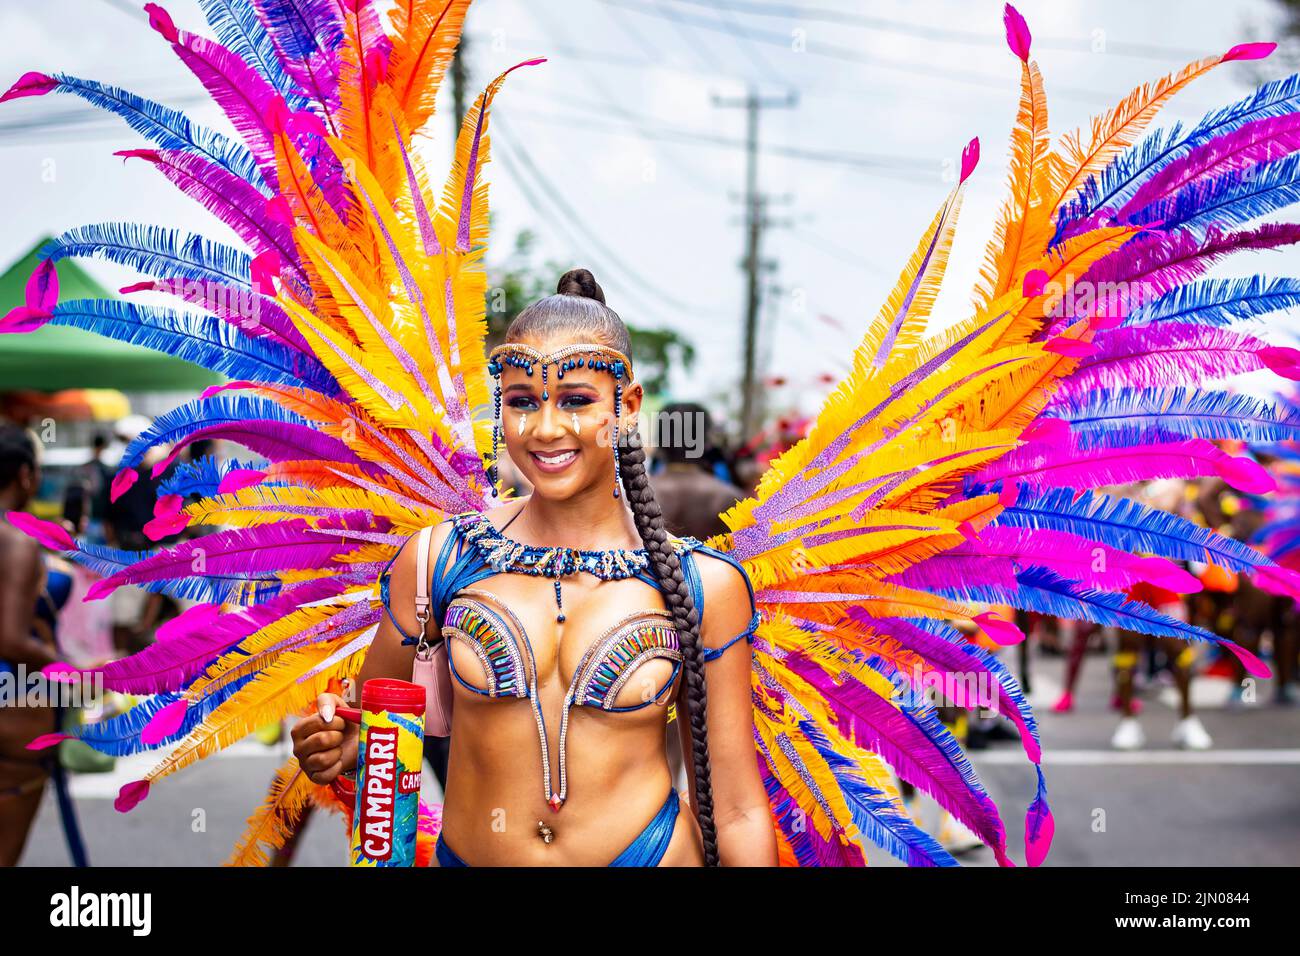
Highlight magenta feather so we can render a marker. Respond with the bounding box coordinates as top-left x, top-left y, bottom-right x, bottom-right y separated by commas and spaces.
1059, 324, 1300, 397
119, 277, 309, 352
5, 511, 74, 551
1124, 113, 1300, 219
978, 437, 1275, 494
25, 259, 58, 310
146, 3, 282, 185
860, 614, 1042, 763
84, 519, 368, 600
99, 579, 347, 693
117, 149, 297, 271
1052, 224, 1300, 332
1003, 4, 1032, 61
902, 526, 1201, 595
